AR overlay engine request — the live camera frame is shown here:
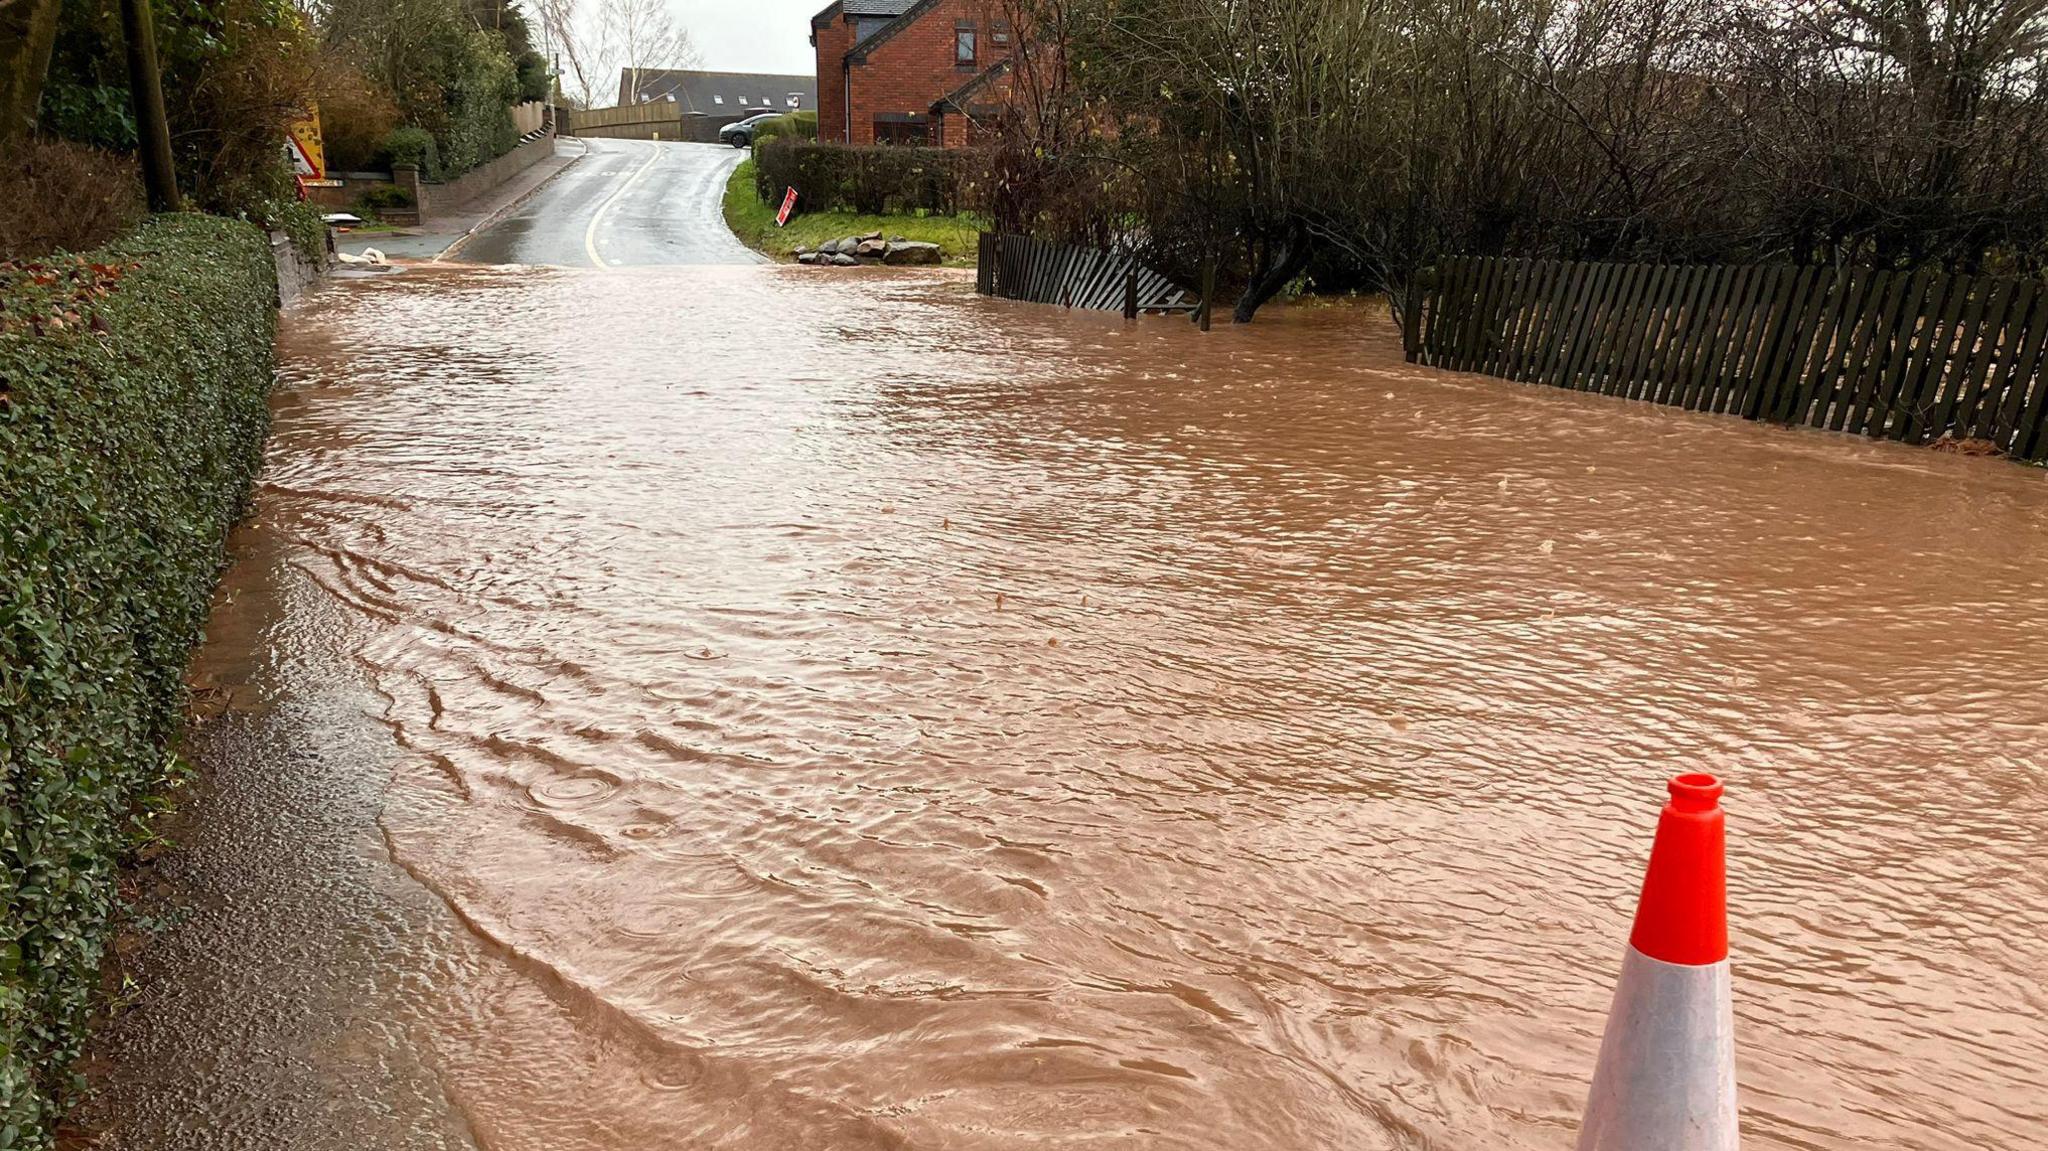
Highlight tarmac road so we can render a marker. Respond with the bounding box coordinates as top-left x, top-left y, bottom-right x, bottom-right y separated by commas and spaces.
453, 138, 765, 267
